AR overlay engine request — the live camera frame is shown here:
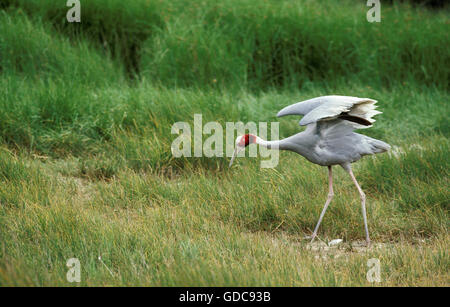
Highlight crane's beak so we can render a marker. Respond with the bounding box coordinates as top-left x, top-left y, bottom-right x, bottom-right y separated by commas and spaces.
229, 146, 243, 168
